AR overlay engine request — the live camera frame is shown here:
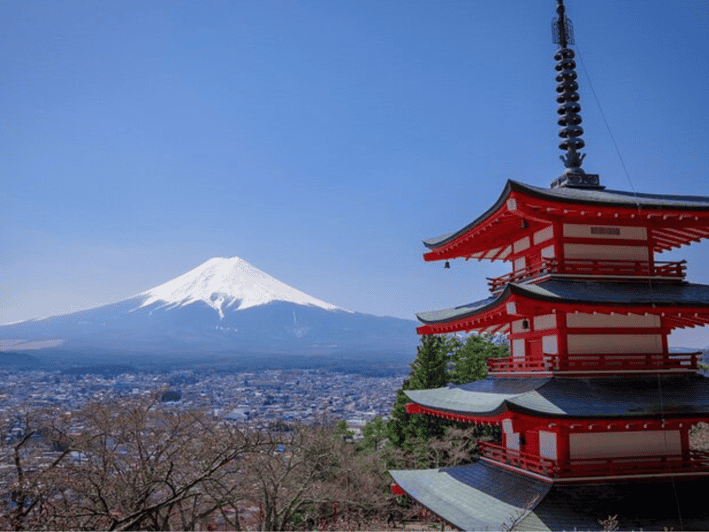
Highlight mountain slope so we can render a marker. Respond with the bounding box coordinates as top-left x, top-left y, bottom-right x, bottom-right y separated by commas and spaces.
0, 257, 418, 361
